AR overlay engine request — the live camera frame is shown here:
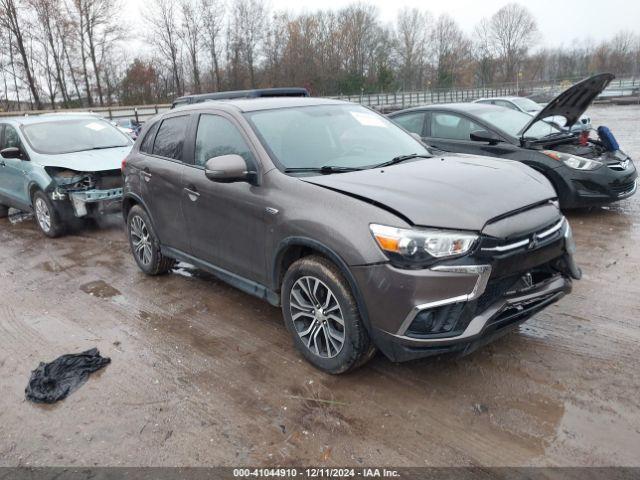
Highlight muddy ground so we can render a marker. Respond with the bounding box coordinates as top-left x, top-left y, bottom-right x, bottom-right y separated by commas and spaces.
1, 104, 639, 467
